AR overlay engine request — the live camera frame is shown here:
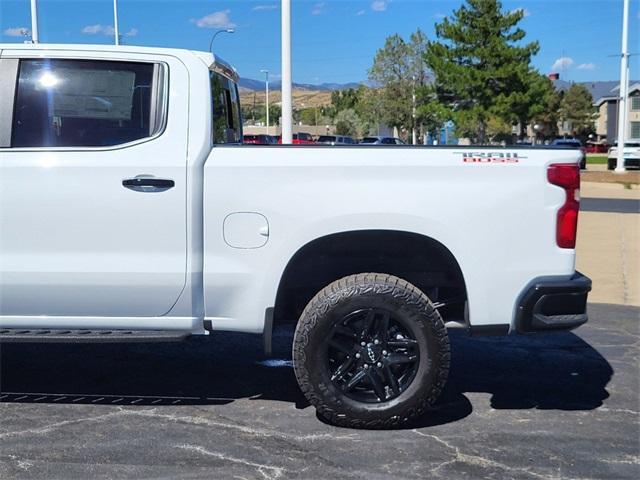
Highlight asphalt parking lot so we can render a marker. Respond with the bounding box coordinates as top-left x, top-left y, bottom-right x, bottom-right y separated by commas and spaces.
0, 302, 638, 480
